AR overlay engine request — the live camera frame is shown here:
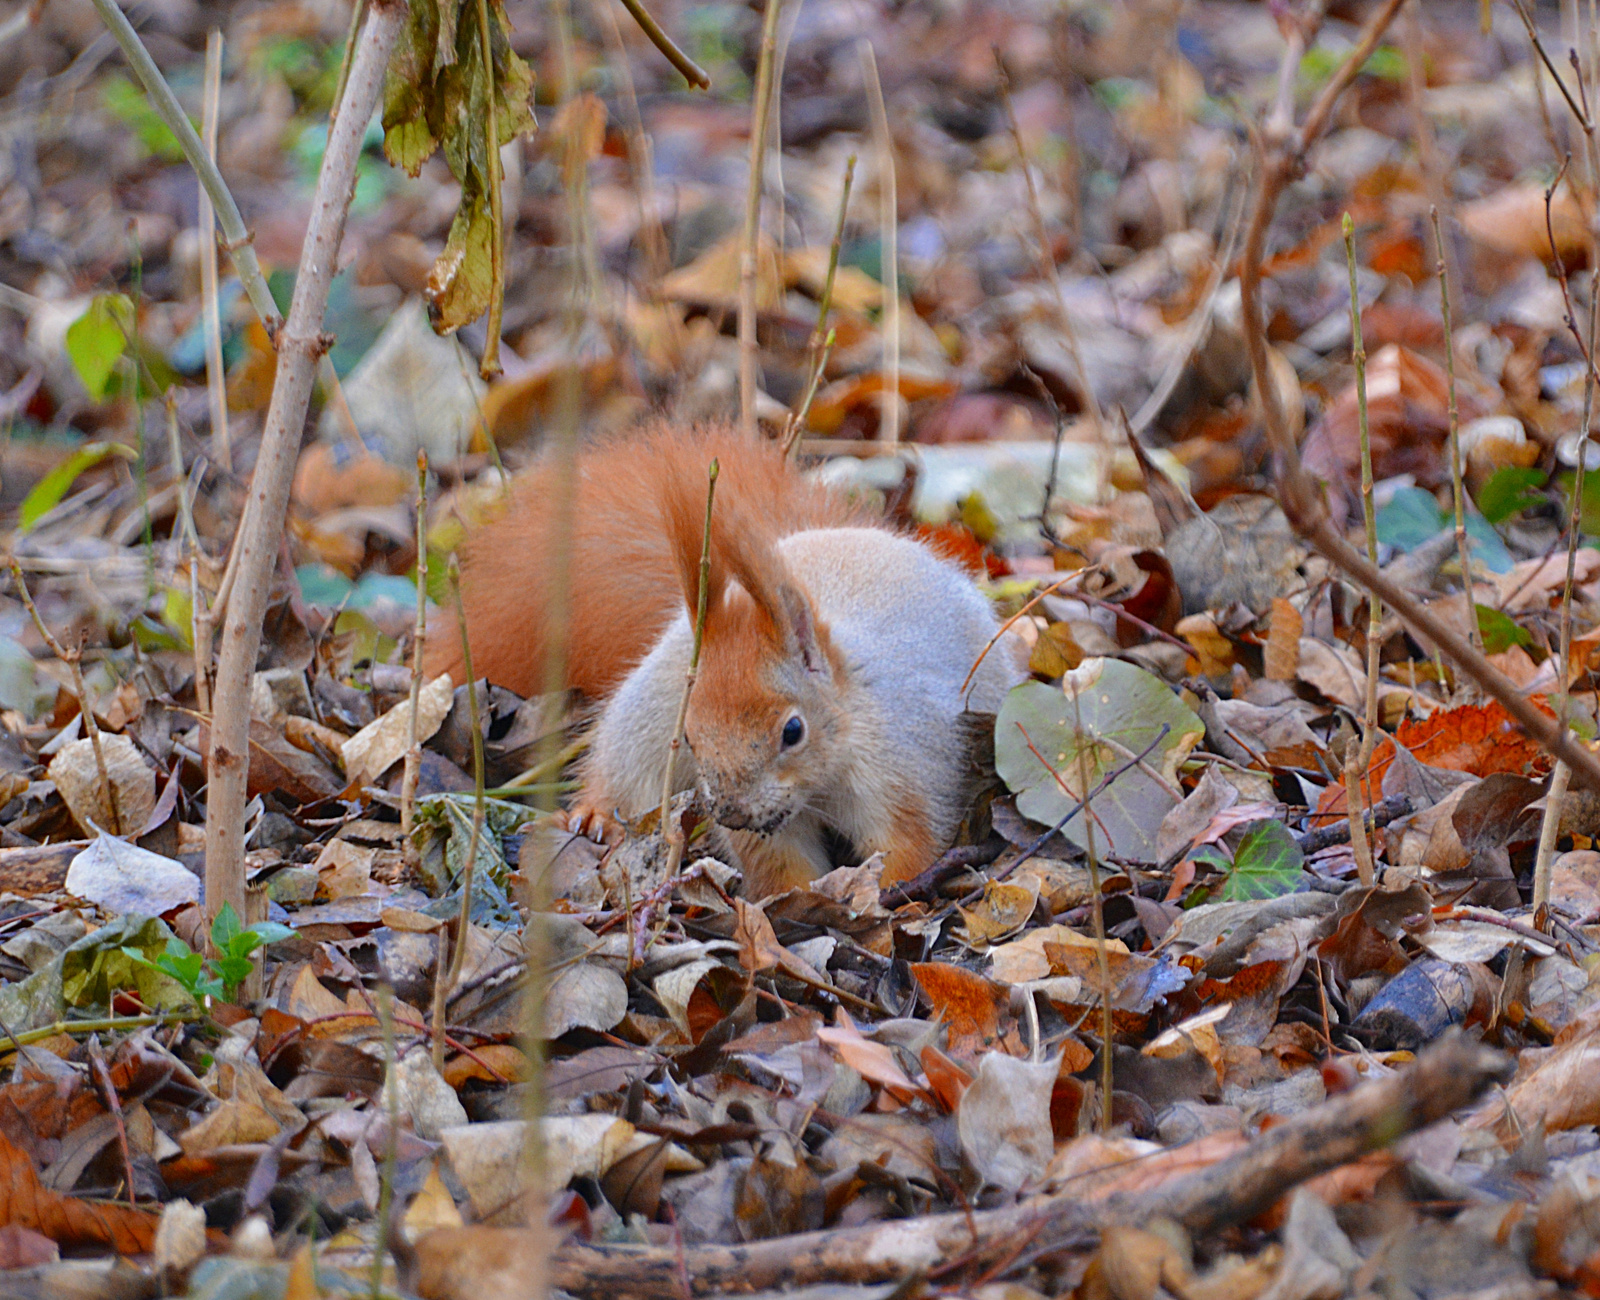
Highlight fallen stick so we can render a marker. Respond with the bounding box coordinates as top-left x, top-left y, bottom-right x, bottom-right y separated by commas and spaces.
547, 1032, 1508, 1297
